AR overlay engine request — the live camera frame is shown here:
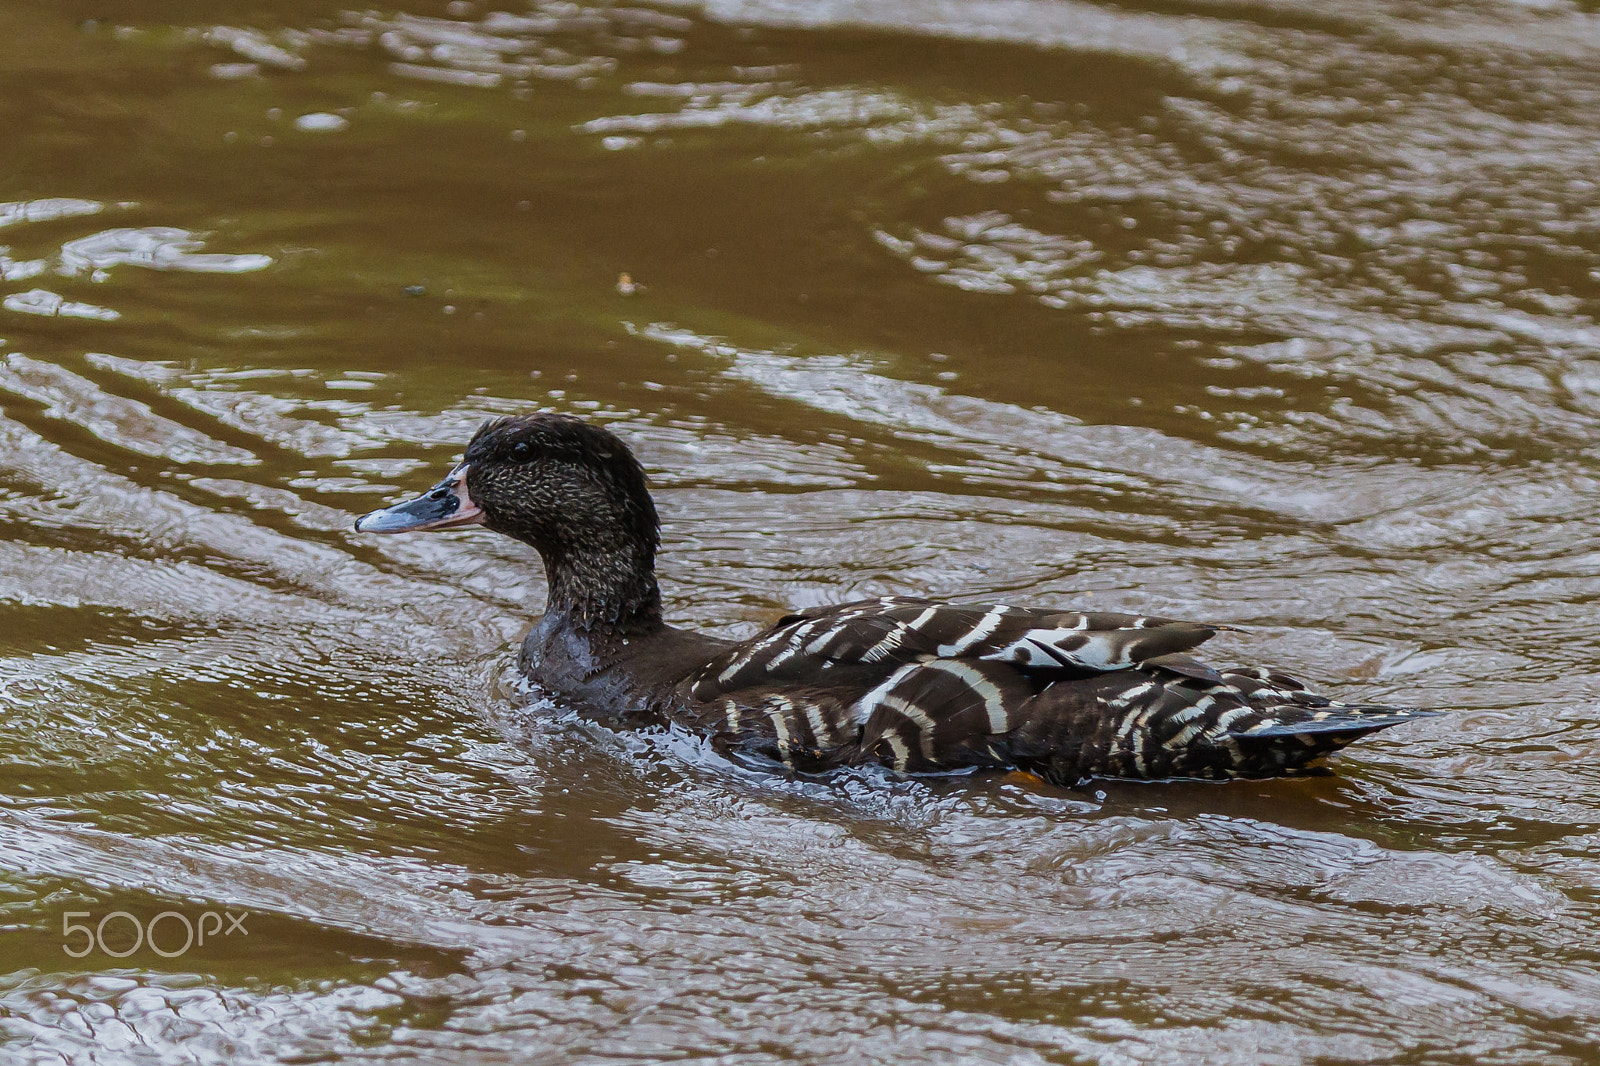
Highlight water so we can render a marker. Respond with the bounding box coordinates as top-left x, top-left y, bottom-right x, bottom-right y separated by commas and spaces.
2, 0, 1600, 1061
